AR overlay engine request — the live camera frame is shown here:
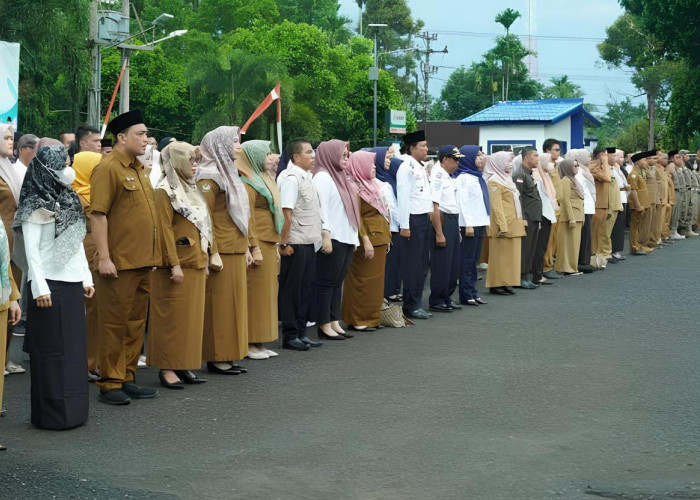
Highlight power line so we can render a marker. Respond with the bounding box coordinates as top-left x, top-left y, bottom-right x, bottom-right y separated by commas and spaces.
431, 30, 605, 43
